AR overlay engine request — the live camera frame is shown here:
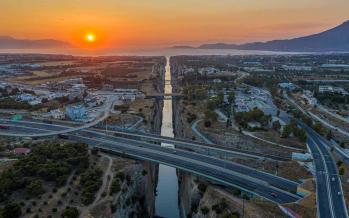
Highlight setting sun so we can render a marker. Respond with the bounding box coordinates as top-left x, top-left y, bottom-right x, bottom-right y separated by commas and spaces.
85, 34, 96, 42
